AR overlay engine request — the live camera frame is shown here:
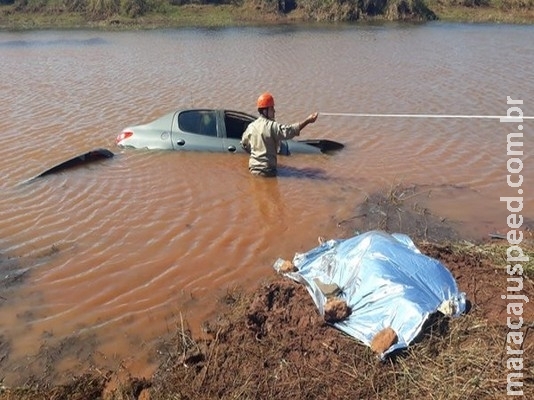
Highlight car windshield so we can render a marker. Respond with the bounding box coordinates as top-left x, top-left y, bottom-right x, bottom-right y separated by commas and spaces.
178, 110, 217, 137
